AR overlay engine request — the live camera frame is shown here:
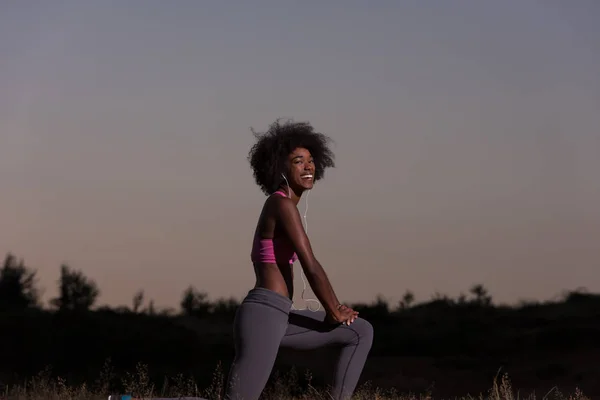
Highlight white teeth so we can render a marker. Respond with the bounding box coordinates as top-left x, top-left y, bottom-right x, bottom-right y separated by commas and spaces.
301, 175, 313, 178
